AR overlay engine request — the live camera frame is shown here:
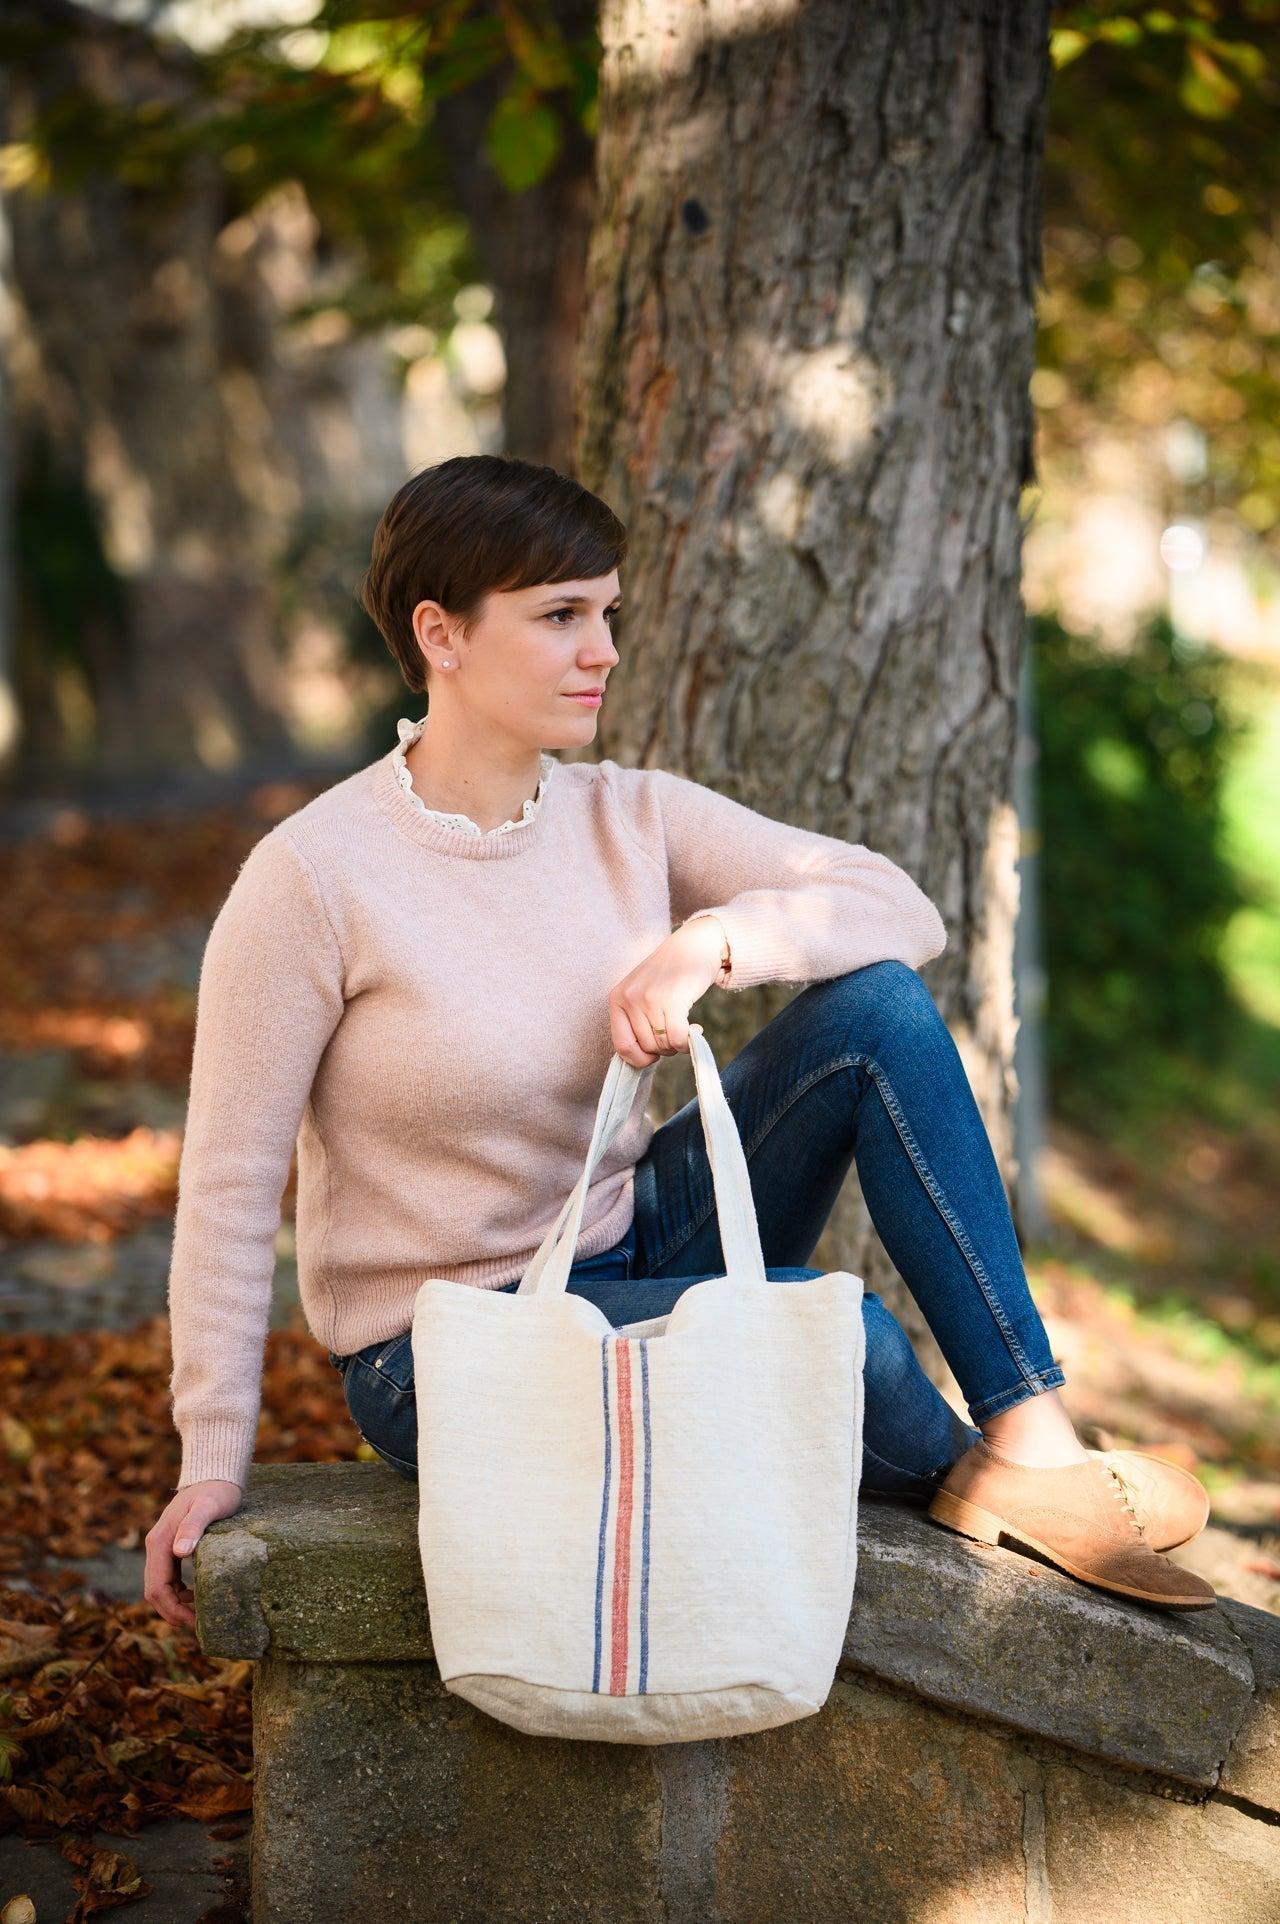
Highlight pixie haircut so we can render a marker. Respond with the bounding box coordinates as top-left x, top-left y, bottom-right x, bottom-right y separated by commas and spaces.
360, 454, 629, 693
